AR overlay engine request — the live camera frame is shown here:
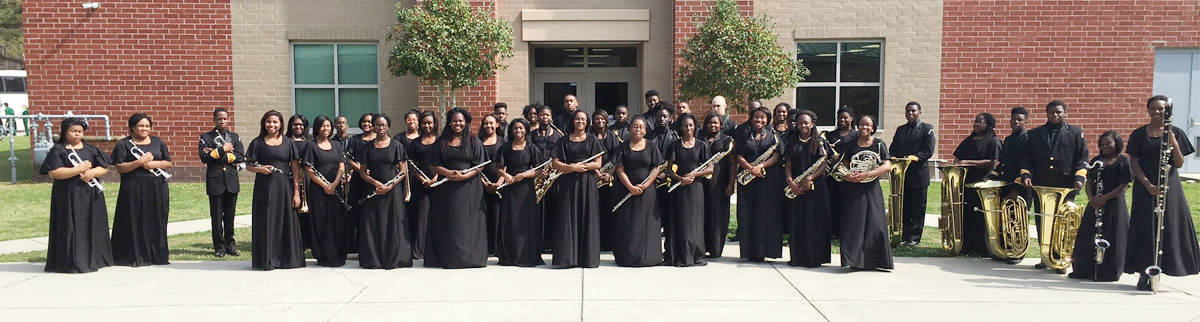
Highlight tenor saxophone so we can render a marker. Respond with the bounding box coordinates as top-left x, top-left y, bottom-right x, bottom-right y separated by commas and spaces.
784, 154, 826, 199
736, 135, 780, 186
